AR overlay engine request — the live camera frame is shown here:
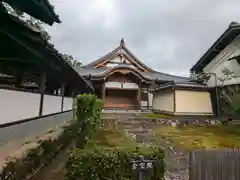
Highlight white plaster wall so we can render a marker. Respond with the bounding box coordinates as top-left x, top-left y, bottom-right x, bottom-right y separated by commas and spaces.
148, 93, 153, 106
63, 97, 73, 111
152, 91, 174, 112
175, 90, 213, 115
109, 56, 122, 63
140, 101, 147, 107
105, 81, 138, 89
42, 95, 62, 116
0, 89, 40, 124
203, 36, 240, 86
105, 81, 121, 88
122, 82, 138, 89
